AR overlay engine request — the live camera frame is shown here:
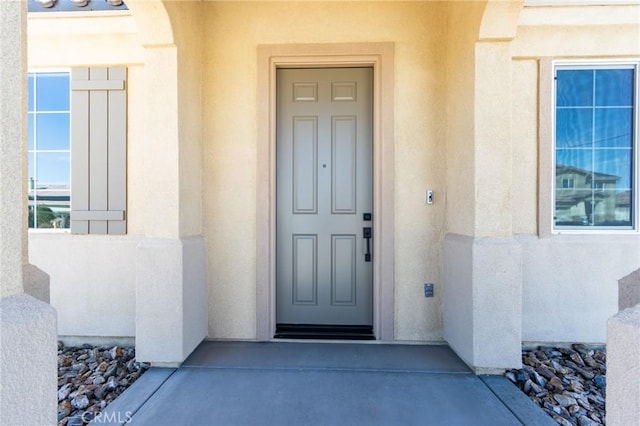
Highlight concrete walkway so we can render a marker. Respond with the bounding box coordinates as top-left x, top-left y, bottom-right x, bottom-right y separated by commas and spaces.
96, 341, 556, 426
